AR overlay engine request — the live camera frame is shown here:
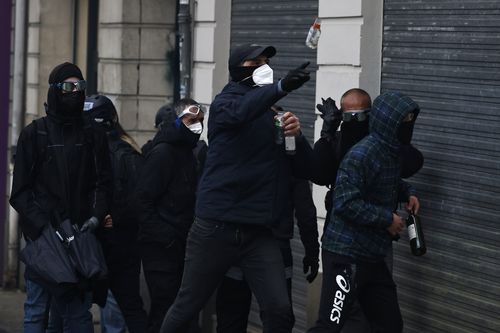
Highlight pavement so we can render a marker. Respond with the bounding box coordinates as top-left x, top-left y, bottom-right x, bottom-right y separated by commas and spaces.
0, 288, 102, 333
